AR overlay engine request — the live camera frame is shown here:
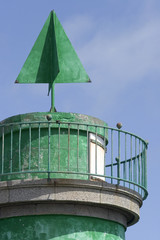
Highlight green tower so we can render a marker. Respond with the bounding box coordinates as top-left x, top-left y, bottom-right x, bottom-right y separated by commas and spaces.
0, 11, 148, 240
